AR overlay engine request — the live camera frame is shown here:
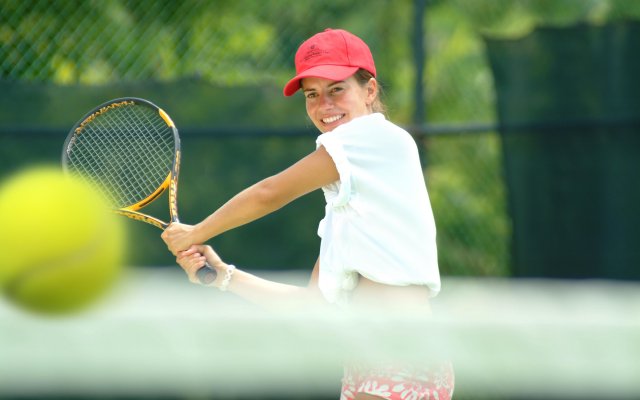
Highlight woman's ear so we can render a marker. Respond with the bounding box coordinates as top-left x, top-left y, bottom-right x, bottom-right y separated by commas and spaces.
366, 78, 378, 104
368, 78, 377, 94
